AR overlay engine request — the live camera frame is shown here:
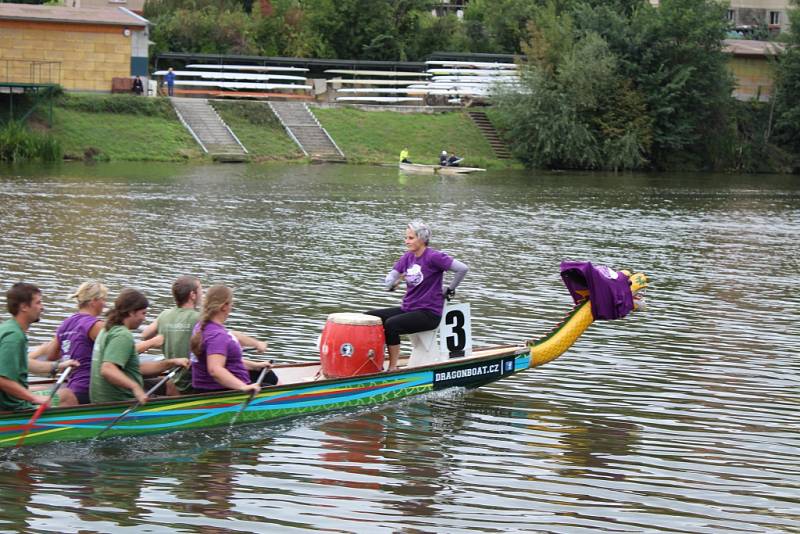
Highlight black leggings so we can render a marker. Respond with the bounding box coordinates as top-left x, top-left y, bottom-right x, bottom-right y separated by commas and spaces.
365, 307, 441, 346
